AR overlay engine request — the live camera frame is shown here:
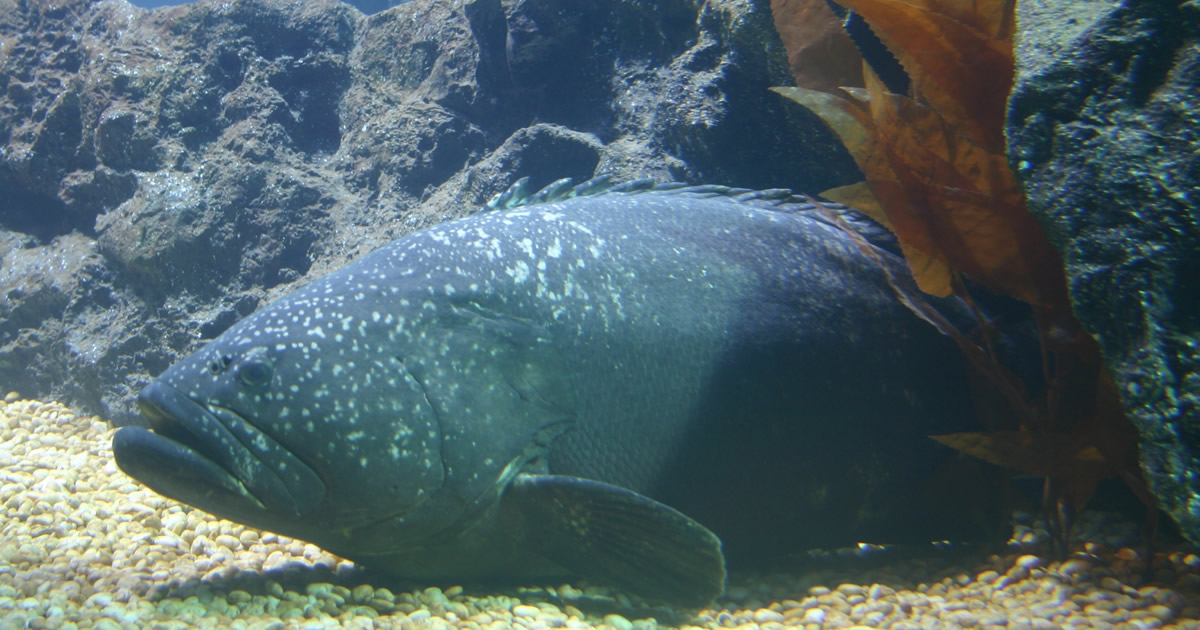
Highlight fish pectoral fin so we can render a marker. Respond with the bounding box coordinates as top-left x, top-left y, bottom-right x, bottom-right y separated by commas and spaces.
506, 473, 725, 608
